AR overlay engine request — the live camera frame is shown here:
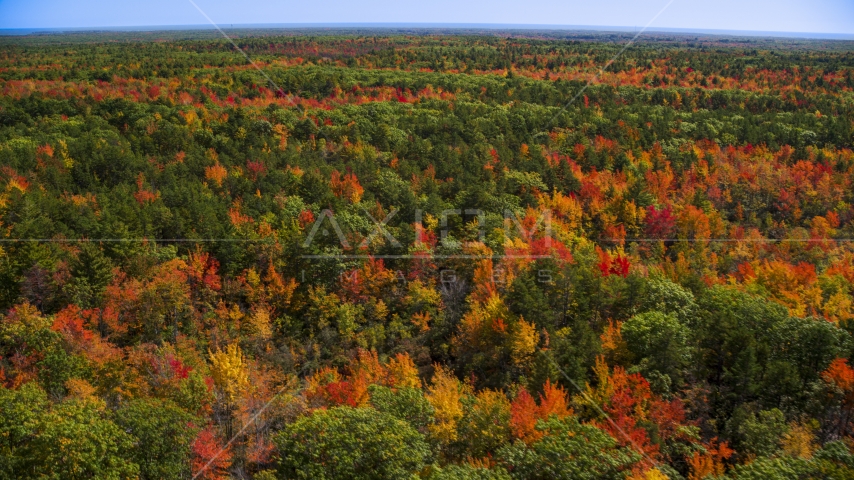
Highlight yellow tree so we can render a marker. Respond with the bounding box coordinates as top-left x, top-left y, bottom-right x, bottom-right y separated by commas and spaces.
426, 365, 468, 446
209, 344, 249, 438
387, 353, 421, 389
210, 344, 249, 403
